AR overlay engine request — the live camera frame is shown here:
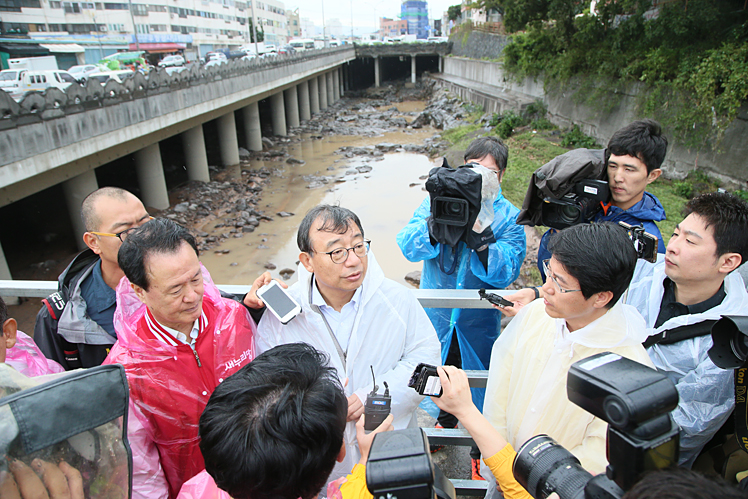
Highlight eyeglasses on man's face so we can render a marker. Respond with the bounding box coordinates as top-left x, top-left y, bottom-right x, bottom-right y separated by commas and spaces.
316, 240, 371, 264
89, 216, 154, 242
542, 259, 581, 294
